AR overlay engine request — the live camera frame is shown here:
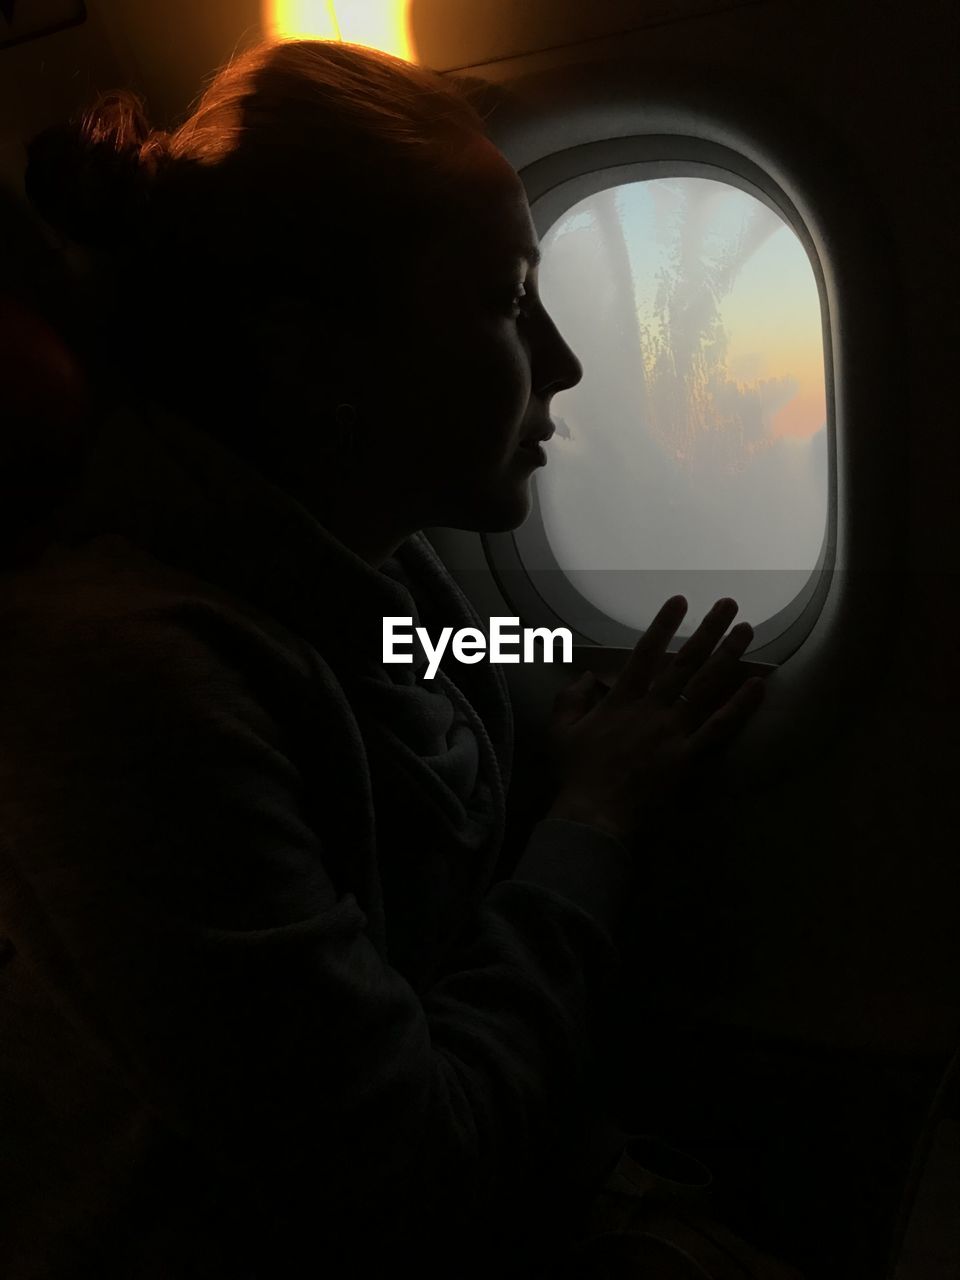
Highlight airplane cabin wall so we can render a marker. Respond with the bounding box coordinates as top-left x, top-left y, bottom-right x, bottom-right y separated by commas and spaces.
0, 4, 124, 189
